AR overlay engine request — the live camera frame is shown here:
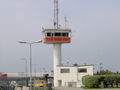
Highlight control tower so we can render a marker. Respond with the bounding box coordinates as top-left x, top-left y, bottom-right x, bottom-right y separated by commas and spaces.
42, 0, 71, 87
